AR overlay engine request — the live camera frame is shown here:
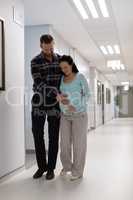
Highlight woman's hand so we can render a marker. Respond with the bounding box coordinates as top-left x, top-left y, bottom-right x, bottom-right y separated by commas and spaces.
56, 93, 70, 105
61, 99, 70, 105
67, 105, 76, 112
